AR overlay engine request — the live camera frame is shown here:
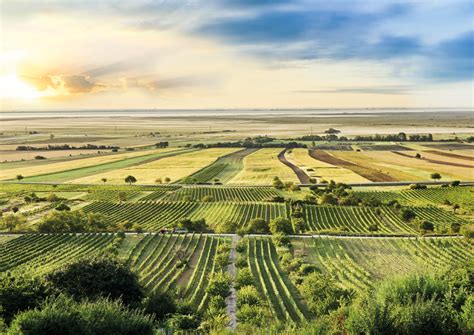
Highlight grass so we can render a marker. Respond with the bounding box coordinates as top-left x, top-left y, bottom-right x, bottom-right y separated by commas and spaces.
286, 148, 368, 183
229, 148, 300, 185
69, 148, 240, 184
